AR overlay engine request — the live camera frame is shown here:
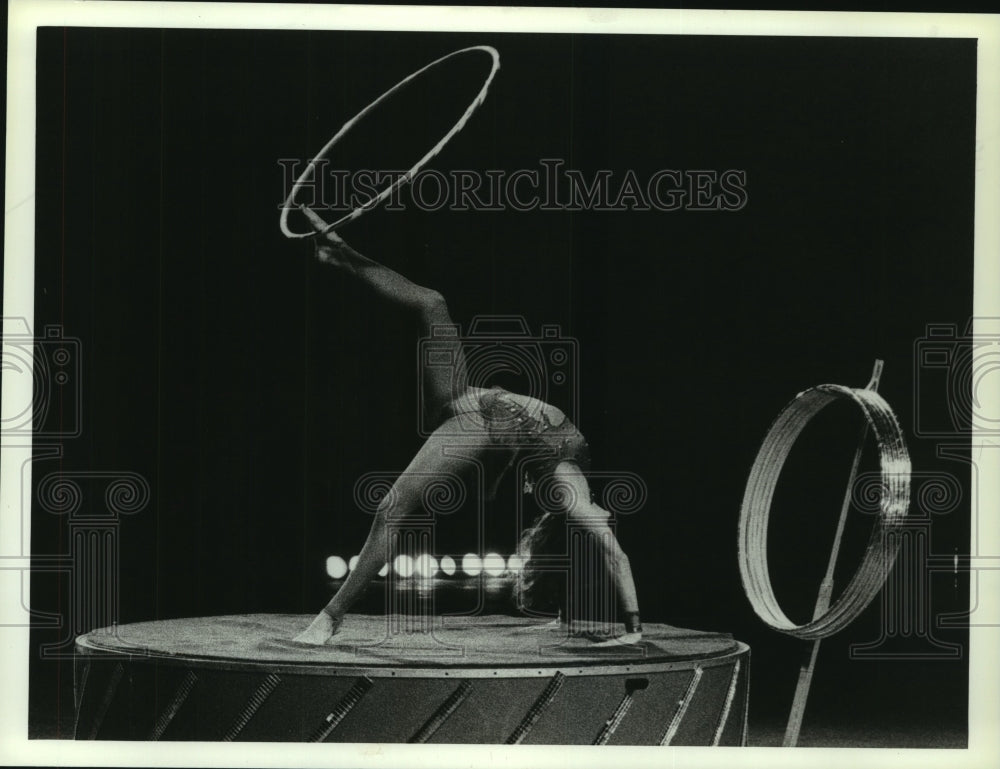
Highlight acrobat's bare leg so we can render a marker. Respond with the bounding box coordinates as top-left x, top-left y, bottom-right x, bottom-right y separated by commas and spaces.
294, 416, 489, 645
293, 512, 390, 644
300, 206, 467, 426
